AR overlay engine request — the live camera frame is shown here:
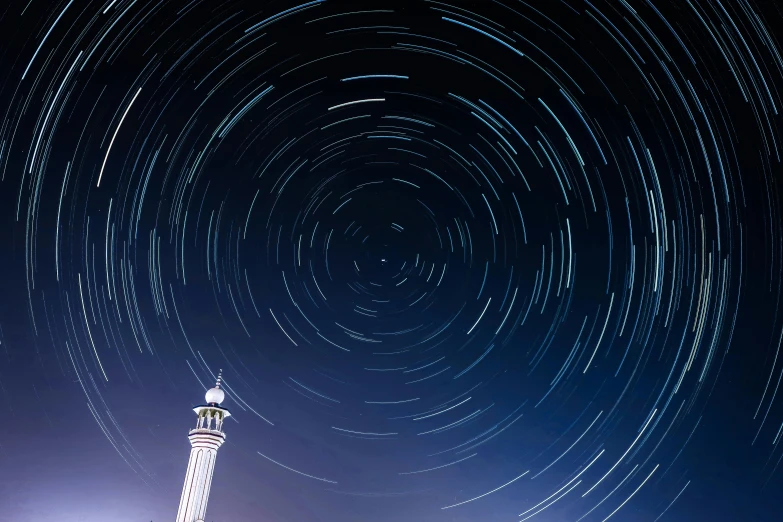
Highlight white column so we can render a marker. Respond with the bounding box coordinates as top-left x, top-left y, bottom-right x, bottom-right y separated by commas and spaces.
175, 431, 224, 522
